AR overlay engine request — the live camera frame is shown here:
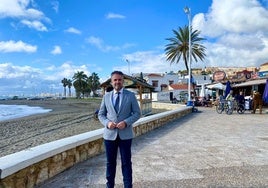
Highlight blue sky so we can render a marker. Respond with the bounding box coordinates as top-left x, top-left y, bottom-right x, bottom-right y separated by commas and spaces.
0, 0, 268, 96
